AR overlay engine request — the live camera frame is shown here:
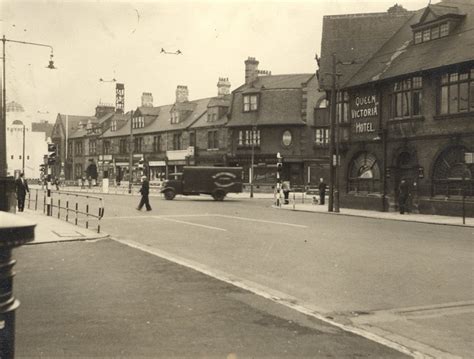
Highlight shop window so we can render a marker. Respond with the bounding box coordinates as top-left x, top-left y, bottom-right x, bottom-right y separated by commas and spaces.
348, 152, 381, 193
432, 146, 473, 197
390, 76, 423, 119
439, 68, 474, 115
